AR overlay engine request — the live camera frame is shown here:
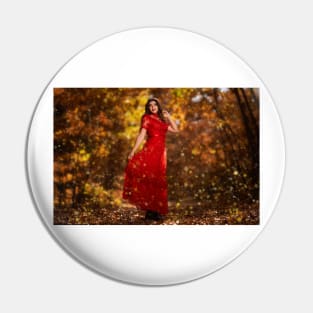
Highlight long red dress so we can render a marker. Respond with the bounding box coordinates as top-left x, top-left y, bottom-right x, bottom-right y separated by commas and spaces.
122, 113, 170, 214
